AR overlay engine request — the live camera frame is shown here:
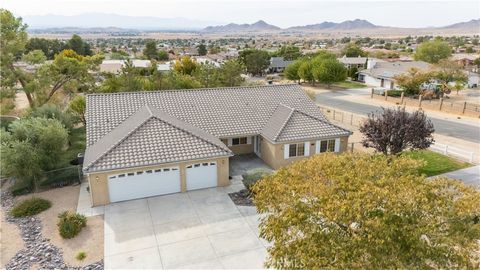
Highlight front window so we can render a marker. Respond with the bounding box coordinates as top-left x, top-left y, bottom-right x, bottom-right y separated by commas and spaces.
319, 139, 337, 153
289, 143, 305, 157
232, 137, 248, 145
